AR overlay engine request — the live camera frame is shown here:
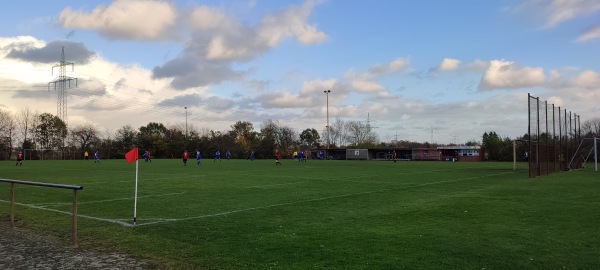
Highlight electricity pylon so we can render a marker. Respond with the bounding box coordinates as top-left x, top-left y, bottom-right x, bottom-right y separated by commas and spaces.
48, 46, 77, 125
